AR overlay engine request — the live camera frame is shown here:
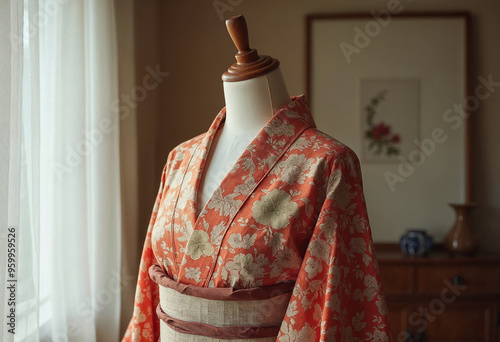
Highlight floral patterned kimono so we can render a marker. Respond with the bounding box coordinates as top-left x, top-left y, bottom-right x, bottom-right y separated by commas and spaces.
123, 95, 391, 342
